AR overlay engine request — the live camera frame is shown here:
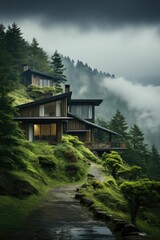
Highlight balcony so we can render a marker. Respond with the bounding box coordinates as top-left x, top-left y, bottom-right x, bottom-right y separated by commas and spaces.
85, 142, 127, 153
